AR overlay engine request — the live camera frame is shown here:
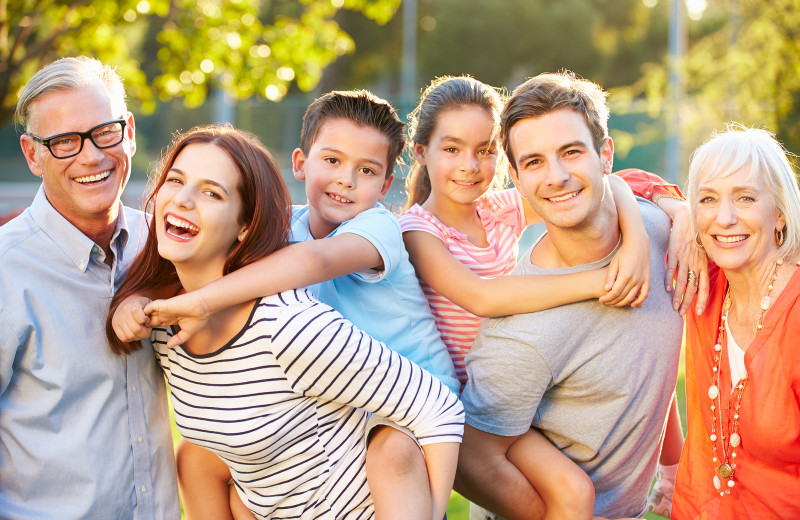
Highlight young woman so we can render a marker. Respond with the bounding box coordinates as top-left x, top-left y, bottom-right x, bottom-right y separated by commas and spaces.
105, 125, 463, 520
